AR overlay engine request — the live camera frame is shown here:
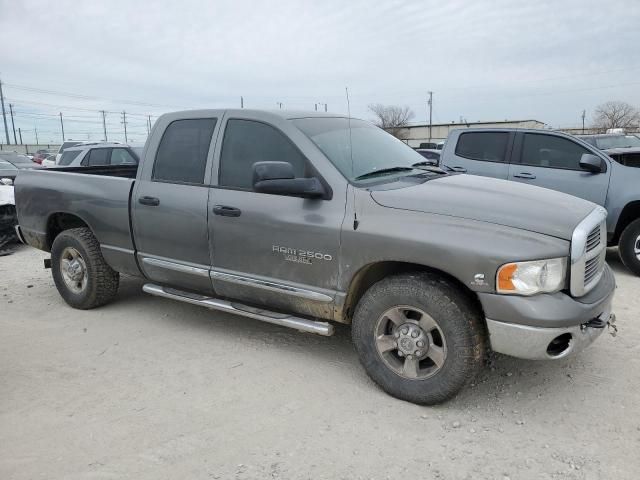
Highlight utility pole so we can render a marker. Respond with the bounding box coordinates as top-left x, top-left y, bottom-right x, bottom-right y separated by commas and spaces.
101, 110, 107, 141
276, 102, 283, 109
317, 103, 327, 112
59, 112, 65, 142
35, 127, 39, 145
240, 96, 244, 108
121, 111, 128, 142
427, 91, 433, 143
0, 77, 10, 144
18, 127, 23, 145
9, 103, 17, 144
314, 103, 318, 111
581, 110, 586, 134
